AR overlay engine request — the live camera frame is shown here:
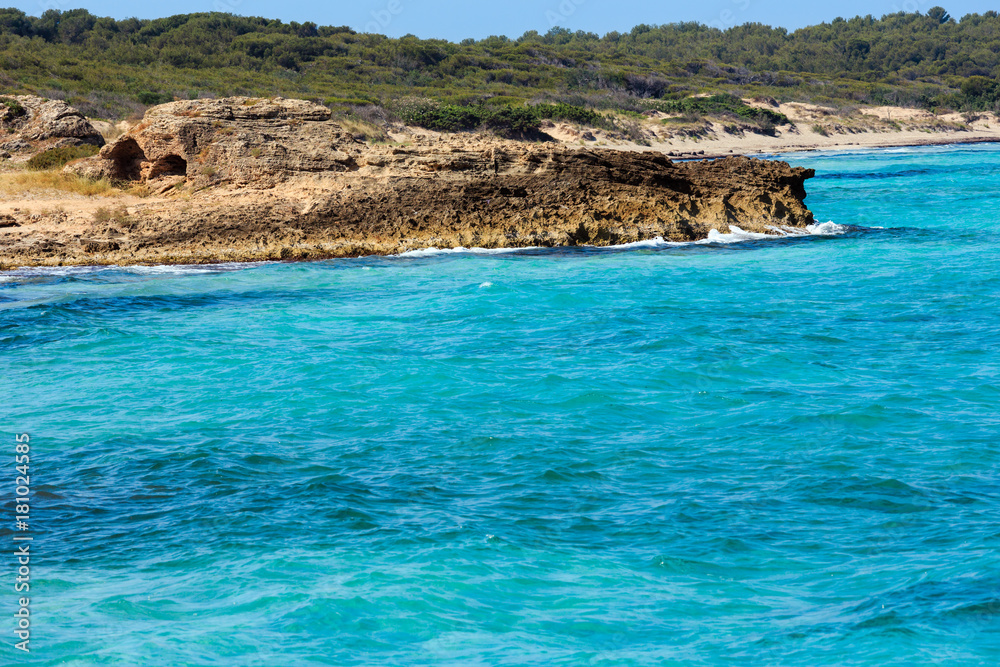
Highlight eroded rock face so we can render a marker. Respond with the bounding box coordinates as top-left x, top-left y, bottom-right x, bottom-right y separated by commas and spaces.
0, 95, 104, 158
3, 97, 816, 268
70, 97, 359, 186
299, 143, 816, 252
